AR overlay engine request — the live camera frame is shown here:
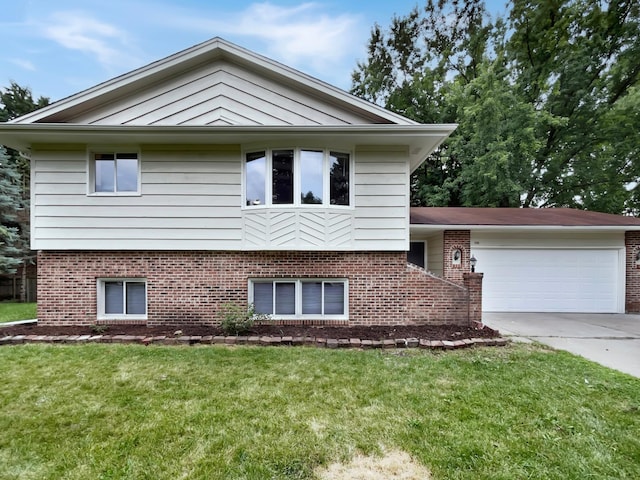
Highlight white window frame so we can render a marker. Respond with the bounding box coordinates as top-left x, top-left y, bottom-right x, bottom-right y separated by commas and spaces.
249, 278, 349, 320
242, 147, 353, 208
97, 278, 148, 320
87, 147, 142, 196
